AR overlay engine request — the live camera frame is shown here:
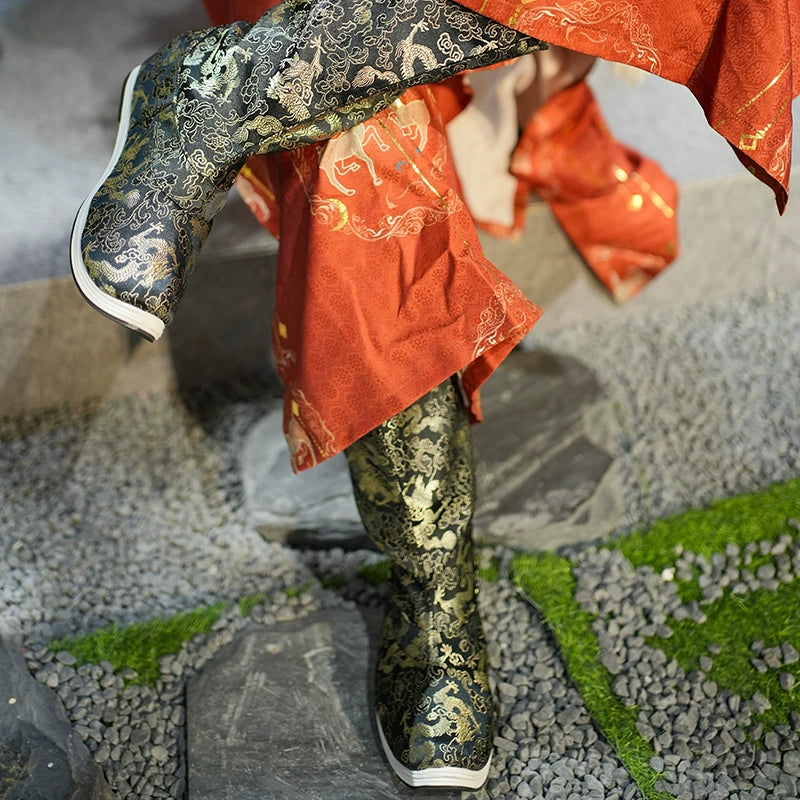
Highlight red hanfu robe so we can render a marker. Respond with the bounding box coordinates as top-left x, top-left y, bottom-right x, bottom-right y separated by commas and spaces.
471, 0, 798, 213
204, 0, 797, 471
237, 89, 541, 471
